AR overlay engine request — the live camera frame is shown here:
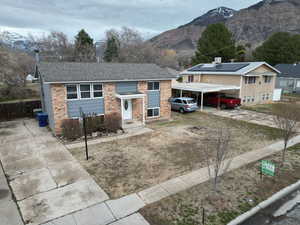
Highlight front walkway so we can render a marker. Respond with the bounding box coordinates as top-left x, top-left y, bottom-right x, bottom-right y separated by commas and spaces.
0, 119, 150, 225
